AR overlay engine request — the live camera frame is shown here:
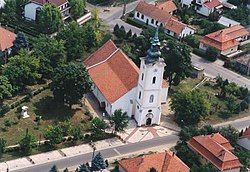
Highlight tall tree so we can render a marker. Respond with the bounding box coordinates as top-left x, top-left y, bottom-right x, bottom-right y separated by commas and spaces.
83, 23, 97, 51
170, 90, 211, 126
1, 0, 16, 22
44, 125, 64, 147
56, 21, 86, 61
12, 32, 29, 54
91, 117, 108, 138
162, 40, 192, 88
15, 0, 28, 18
91, 8, 100, 28
3, 50, 41, 91
19, 129, 36, 155
109, 109, 129, 133
0, 138, 6, 157
38, 3, 63, 34
69, 0, 86, 19
91, 152, 106, 171
33, 35, 66, 78
51, 63, 92, 107
0, 76, 13, 103
50, 165, 59, 172
78, 164, 91, 172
